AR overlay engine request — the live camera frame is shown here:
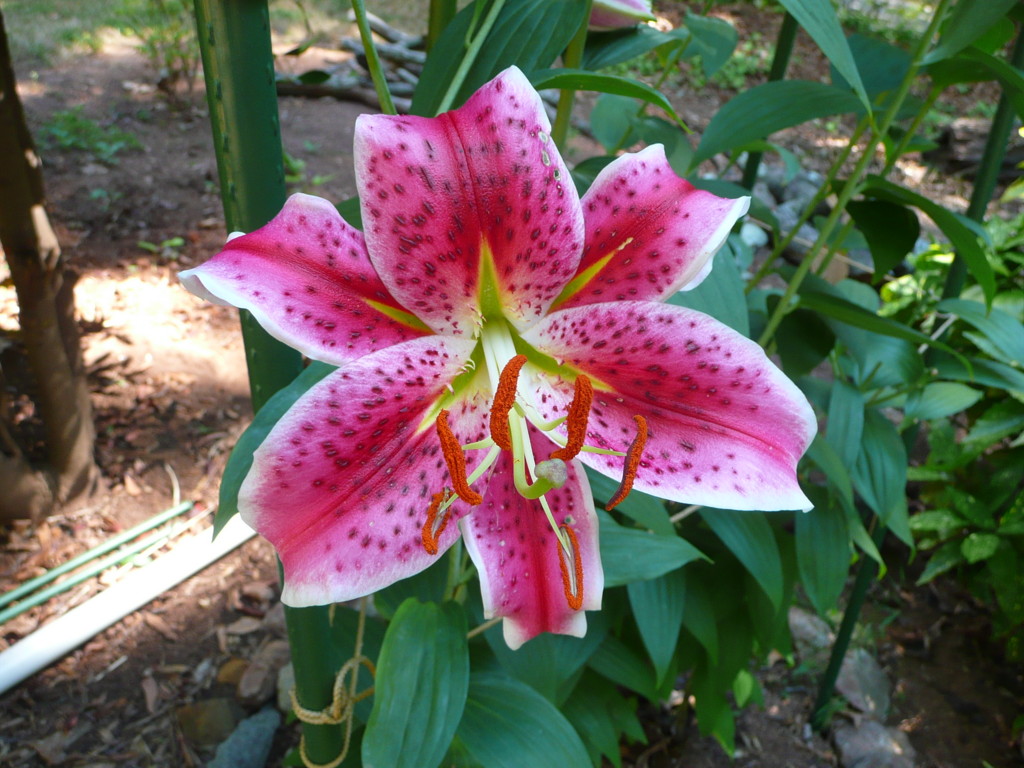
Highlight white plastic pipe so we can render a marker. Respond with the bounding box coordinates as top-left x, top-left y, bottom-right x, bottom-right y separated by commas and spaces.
0, 515, 256, 694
